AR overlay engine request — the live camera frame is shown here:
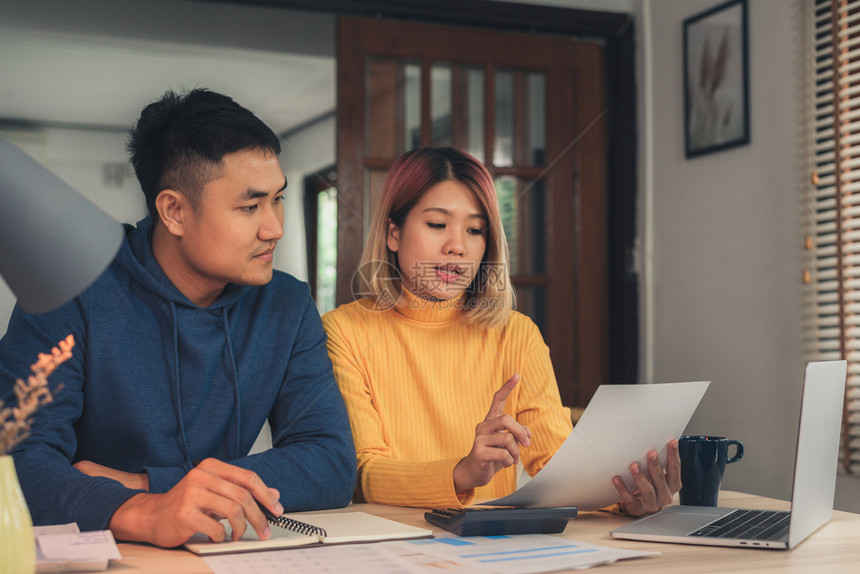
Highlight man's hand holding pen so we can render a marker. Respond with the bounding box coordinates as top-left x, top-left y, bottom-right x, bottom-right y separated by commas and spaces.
77, 457, 283, 547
